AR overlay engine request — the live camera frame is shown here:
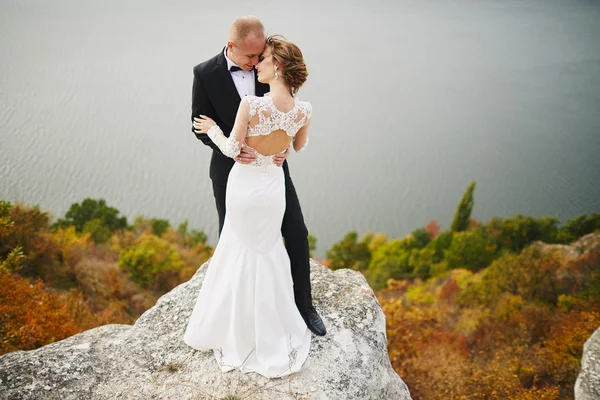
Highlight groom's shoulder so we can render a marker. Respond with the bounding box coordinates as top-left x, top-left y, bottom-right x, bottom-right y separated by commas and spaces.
193, 52, 221, 77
